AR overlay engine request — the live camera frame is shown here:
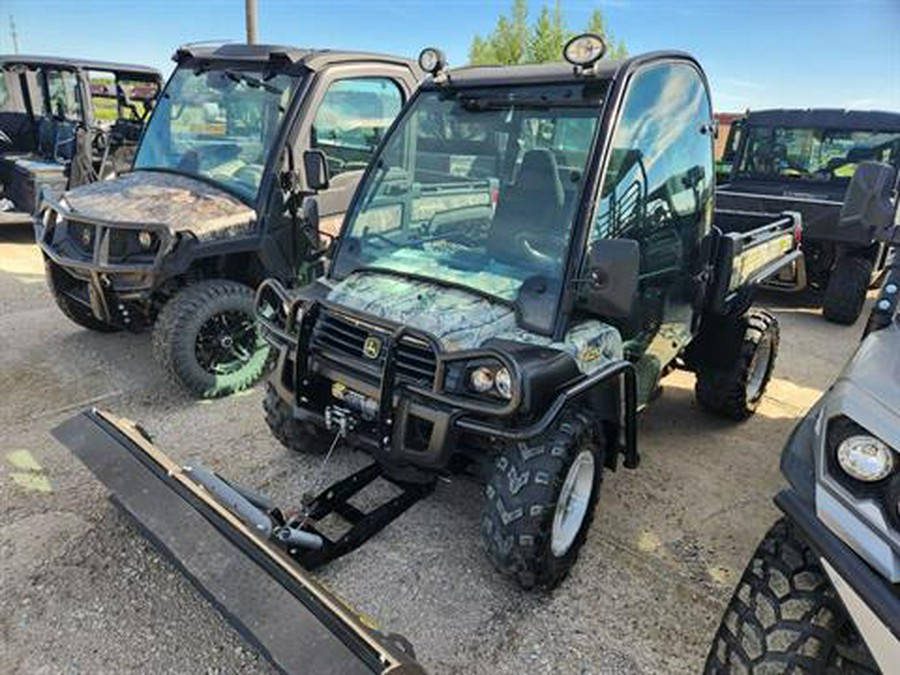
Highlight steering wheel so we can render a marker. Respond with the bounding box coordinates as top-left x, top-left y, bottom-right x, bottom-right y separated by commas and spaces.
512, 231, 567, 266
92, 129, 108, 155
